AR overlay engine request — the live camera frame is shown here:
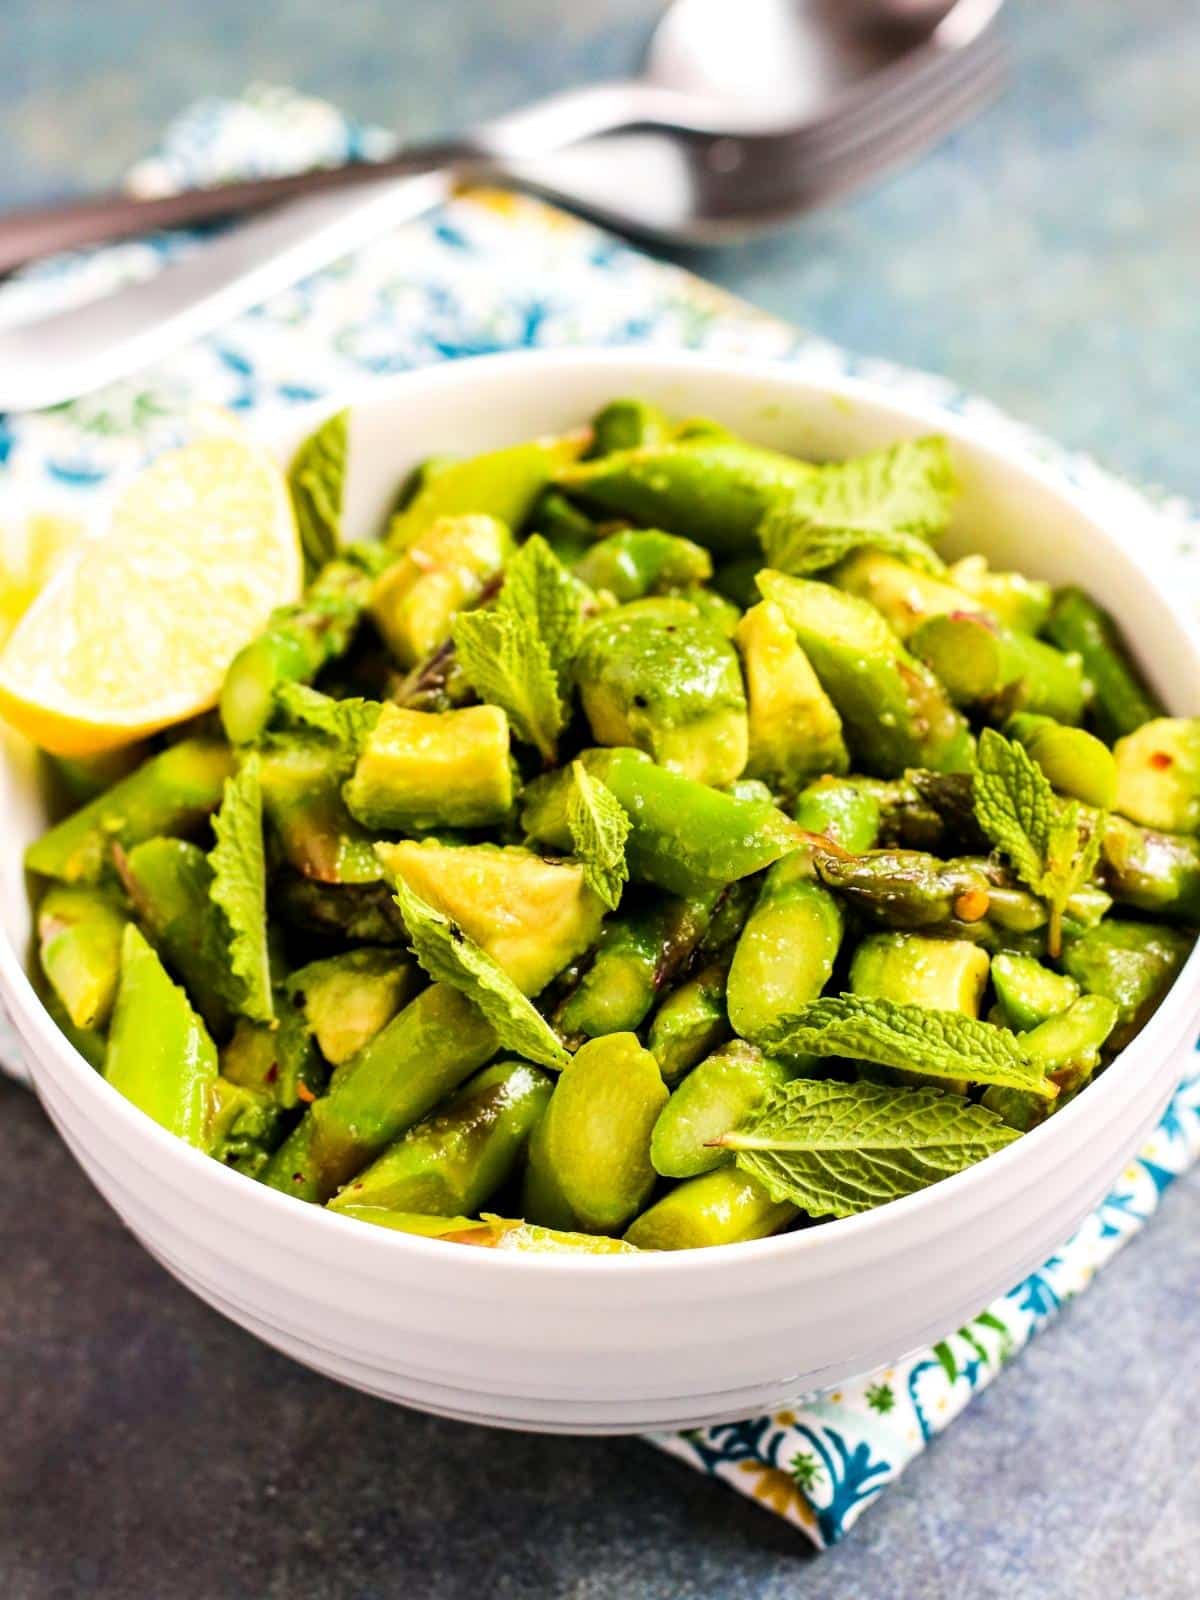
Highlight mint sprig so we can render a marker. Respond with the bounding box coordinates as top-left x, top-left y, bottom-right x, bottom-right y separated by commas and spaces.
273, 682, 381, 756
209, 756, 273, 1023
288, 408, 347, 579
452, 534, 585, 763
565, 761, 629, 911
973, 728, 1104, 956
762, 995, 1058, 1098
718, 1078, 1020, 1219
757, 436, 953, 577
